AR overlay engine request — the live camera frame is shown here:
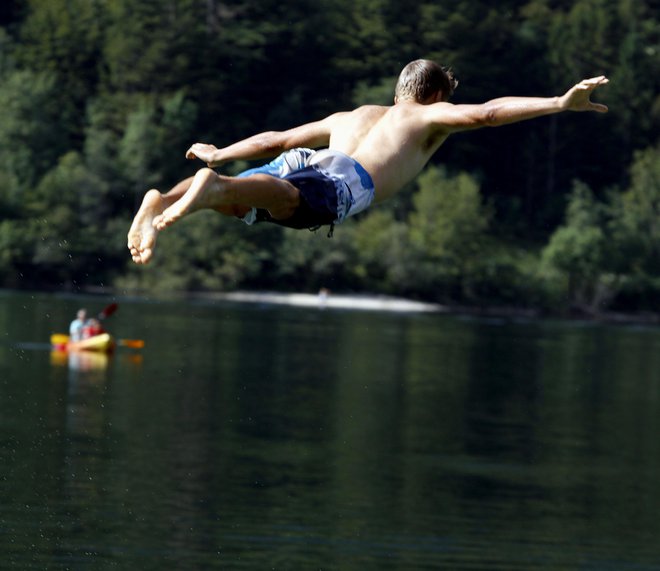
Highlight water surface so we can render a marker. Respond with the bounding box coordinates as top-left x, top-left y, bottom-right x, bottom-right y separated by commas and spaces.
2, 290, 660, 569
